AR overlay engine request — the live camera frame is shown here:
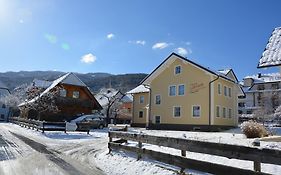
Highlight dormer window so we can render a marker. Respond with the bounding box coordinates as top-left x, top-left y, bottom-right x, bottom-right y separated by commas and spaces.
175, 66, 181, 74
